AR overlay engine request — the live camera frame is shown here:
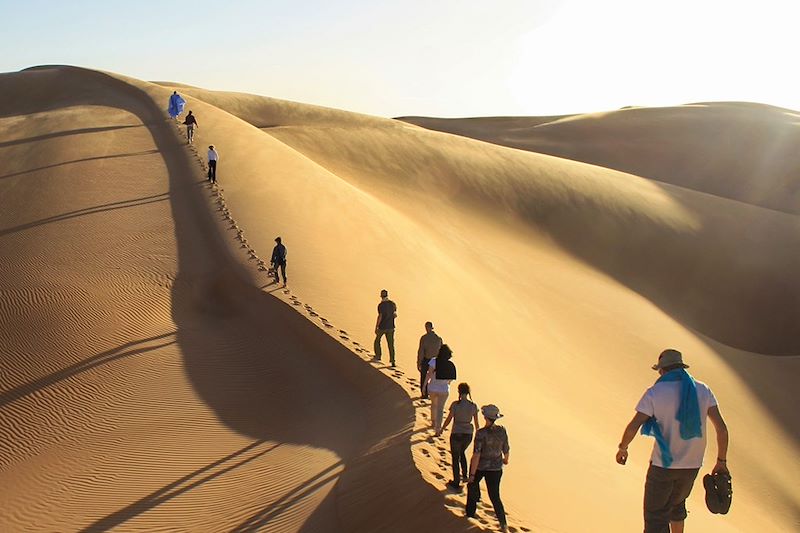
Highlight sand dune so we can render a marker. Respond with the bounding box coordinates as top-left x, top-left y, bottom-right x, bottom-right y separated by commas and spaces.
178, 86, 800, 355
0, 66, 798, 532
400, 102, 800, 215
